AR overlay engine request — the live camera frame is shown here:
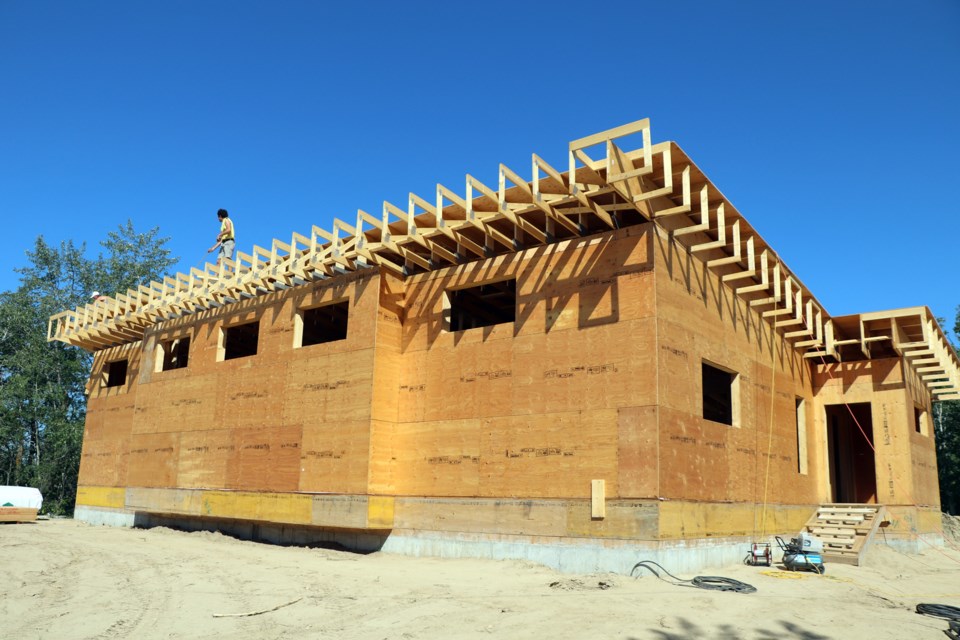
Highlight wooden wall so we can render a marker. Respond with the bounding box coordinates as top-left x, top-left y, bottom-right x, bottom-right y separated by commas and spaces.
80, 269, 382, 497
370, 223, 656, 501
77, 222, 941, 539
652, 229, 820, 509
813, 357, 940, 508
